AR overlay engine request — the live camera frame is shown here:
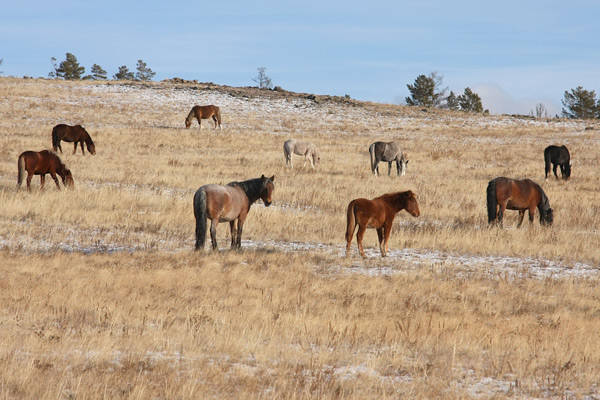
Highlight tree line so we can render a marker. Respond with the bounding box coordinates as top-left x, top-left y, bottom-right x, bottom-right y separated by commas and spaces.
48, 53, 155, 81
